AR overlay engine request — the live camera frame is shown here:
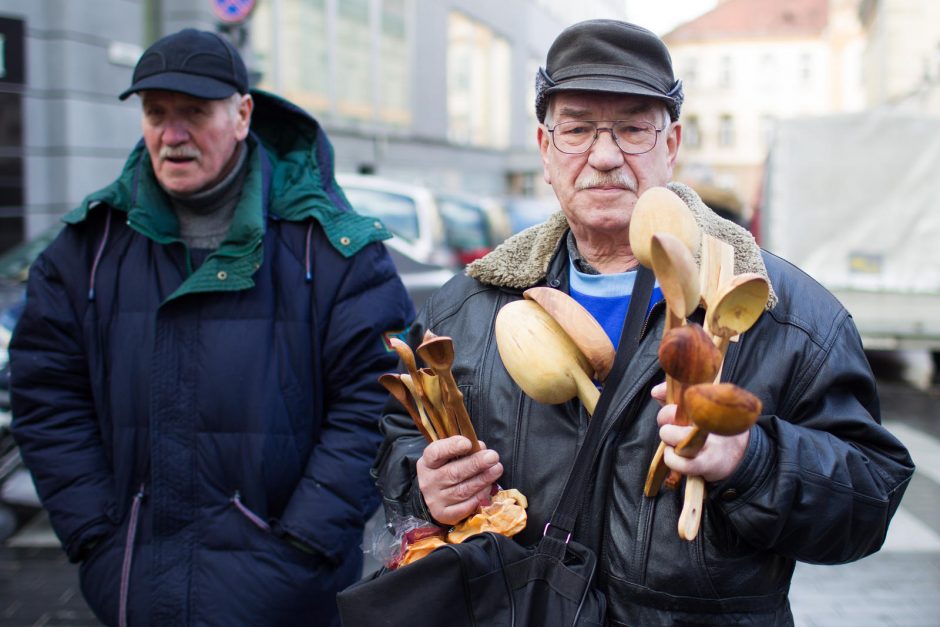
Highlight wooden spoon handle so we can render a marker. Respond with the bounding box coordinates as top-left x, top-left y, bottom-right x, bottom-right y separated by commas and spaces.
443, 381, 480, 453
644, 441, 671, 497
675, 426, 707, 458
678, 475, 705, 541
